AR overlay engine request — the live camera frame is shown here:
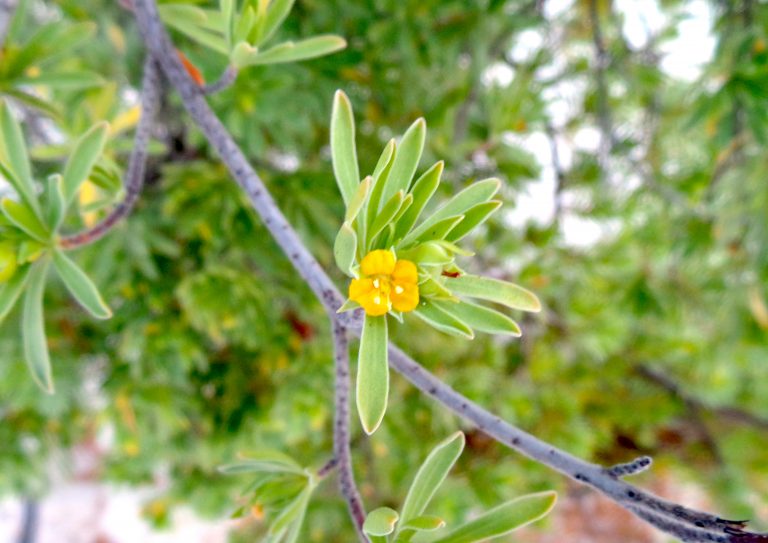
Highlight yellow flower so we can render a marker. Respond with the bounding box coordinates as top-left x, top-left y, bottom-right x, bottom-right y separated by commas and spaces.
349, 250, 419, 316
